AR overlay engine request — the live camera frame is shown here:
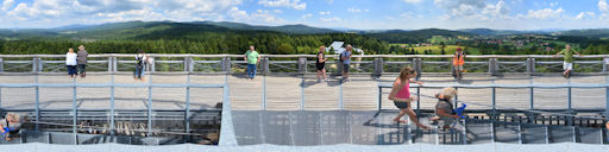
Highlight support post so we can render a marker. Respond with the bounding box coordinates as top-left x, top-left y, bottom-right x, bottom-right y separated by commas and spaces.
298, 56, 307, 75
72, 79, 77, 144
223, 57, 231, 74
489, 58, 498, 76
32, 57, 39, 73
603, 57, 609, 73
107, 57, 113, 73
0, 57, 4, 72
184, 57, 193, 72
374, 57, 384, 76
377, 86, 382, 111
188, 57, 194, 73
413, 58, 422, 79
263, 57, 270, 75
35, 76, 40, 131
112, 57, 118, 72
150, 57, 156, 73
110, 75, 115, 139
147, 77, 153, 136
185, 75, 191, 135
527, 58, 535, 76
